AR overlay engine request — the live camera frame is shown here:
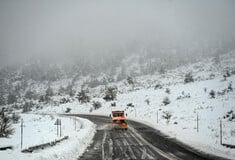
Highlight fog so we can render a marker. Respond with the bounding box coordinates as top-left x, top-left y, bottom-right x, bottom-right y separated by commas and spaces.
0, 0, 235, 66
